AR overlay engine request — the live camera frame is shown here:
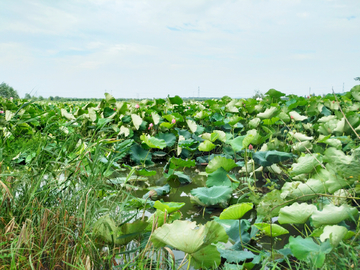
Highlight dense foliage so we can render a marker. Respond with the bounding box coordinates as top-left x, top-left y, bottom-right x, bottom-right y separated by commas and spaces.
1, 86, 360, 269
